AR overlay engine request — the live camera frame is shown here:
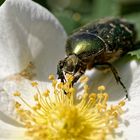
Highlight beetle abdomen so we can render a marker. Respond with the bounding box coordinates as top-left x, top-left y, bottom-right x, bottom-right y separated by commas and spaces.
78, 18, 137, 53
